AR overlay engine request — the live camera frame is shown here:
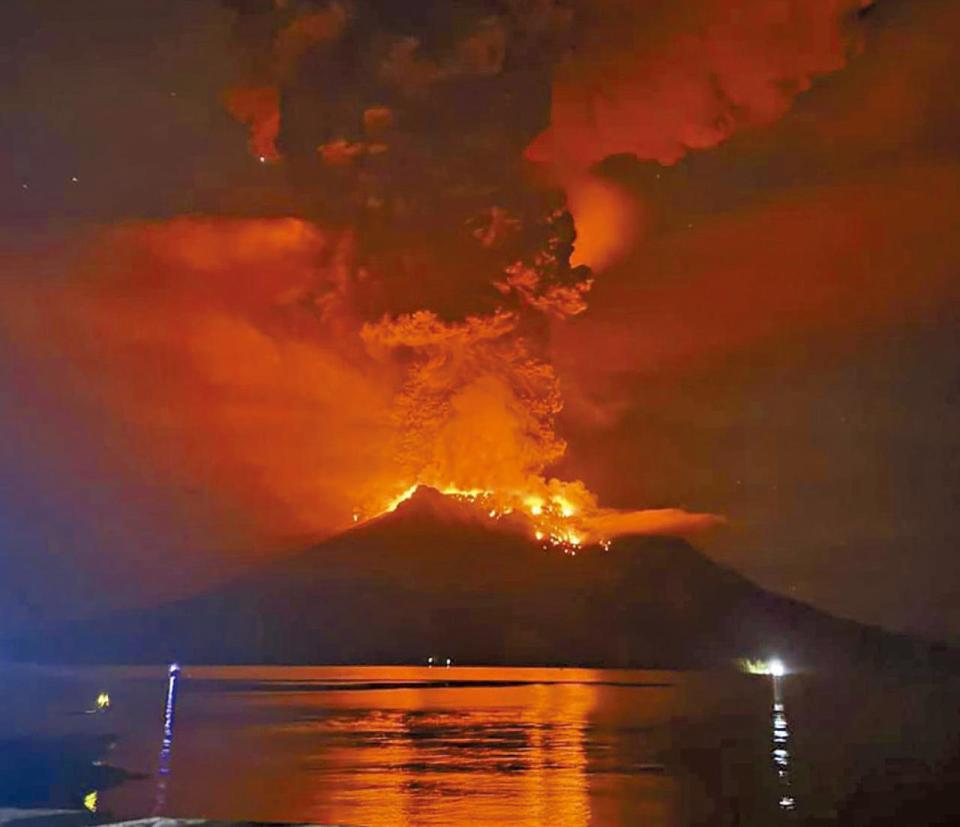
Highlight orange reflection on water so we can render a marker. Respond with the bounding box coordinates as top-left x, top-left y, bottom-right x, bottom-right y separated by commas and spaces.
98, 667, 687, 826
276, 671, 595, 826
